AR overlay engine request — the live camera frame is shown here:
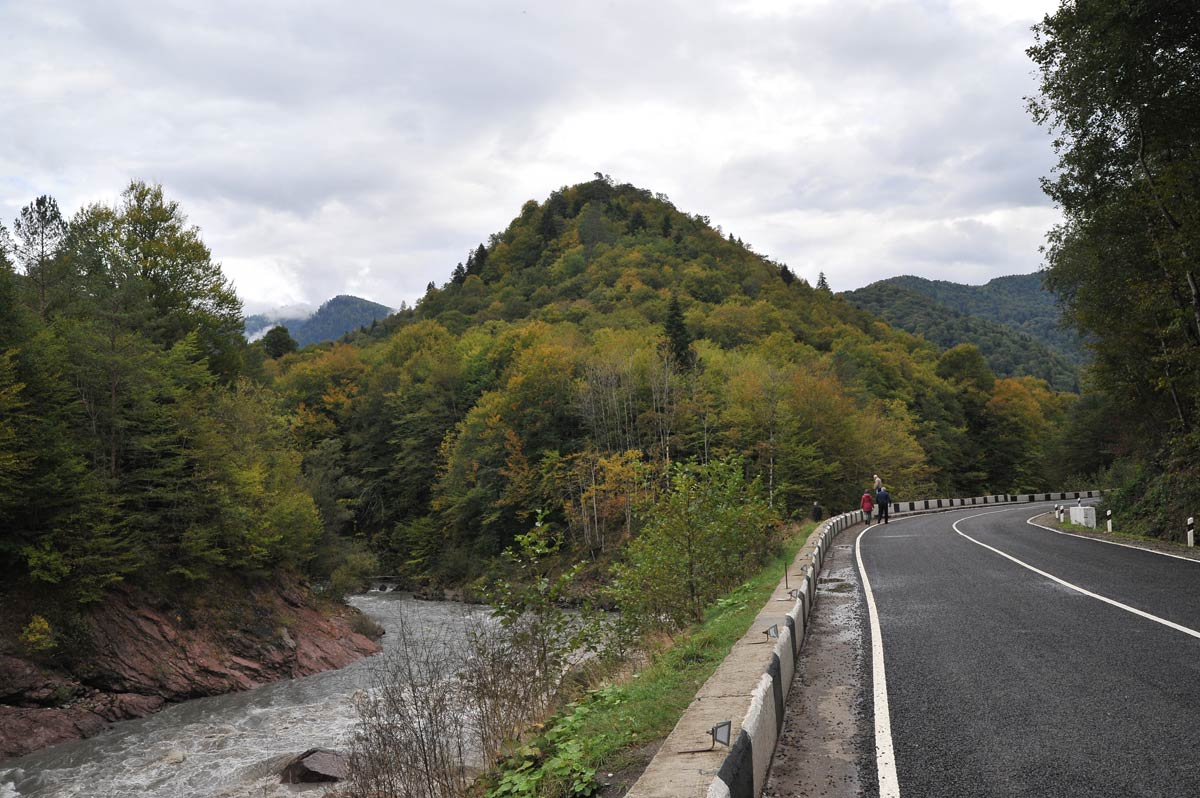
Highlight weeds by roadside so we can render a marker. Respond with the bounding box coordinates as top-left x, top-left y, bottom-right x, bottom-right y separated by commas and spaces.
478, 523, 813, 798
